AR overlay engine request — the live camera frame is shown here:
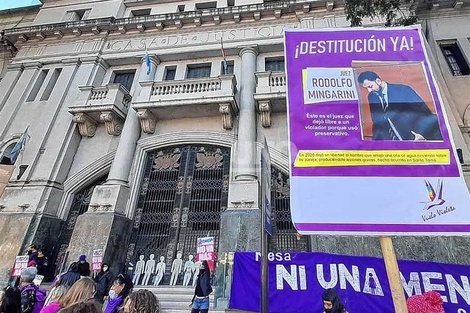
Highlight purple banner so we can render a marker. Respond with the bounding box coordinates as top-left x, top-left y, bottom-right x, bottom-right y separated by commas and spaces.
284, 27, 470, 235
229, 252, 470, 313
